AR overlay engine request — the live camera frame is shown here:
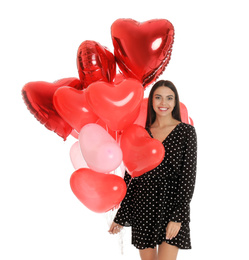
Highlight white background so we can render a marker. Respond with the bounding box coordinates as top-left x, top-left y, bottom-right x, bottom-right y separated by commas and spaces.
1, 0, 249, 259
